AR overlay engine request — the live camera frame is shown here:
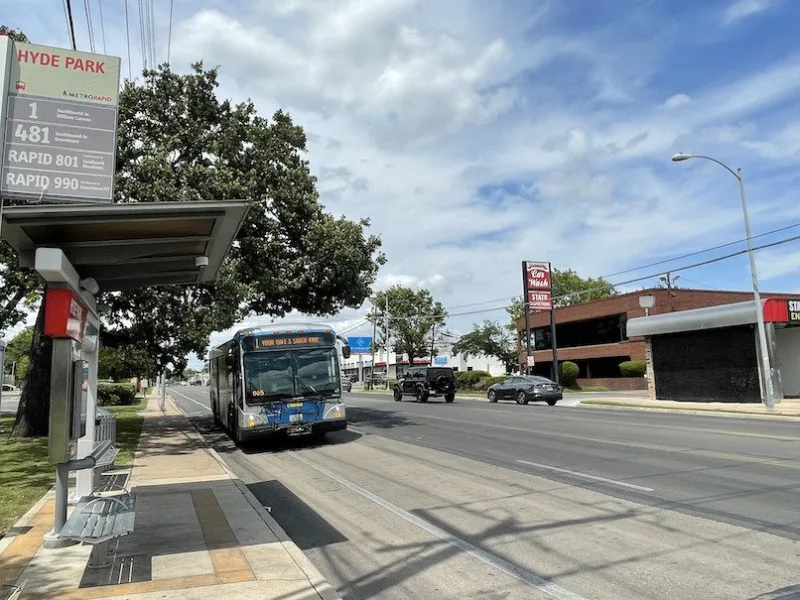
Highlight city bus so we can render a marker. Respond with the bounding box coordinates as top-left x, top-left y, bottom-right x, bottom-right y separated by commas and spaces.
208, 323, 352, 443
